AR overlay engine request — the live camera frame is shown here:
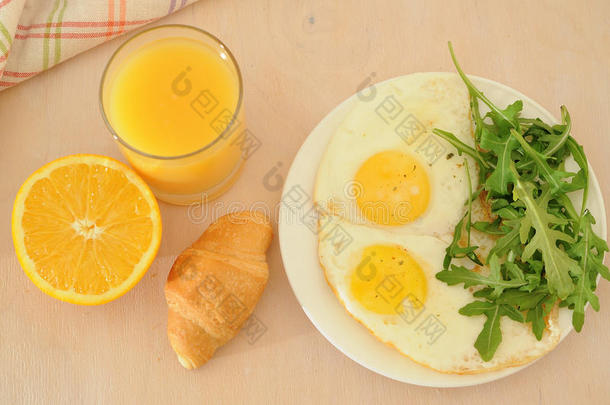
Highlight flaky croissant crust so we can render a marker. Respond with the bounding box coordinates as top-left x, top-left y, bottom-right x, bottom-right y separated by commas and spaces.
165, 211, 273, 369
